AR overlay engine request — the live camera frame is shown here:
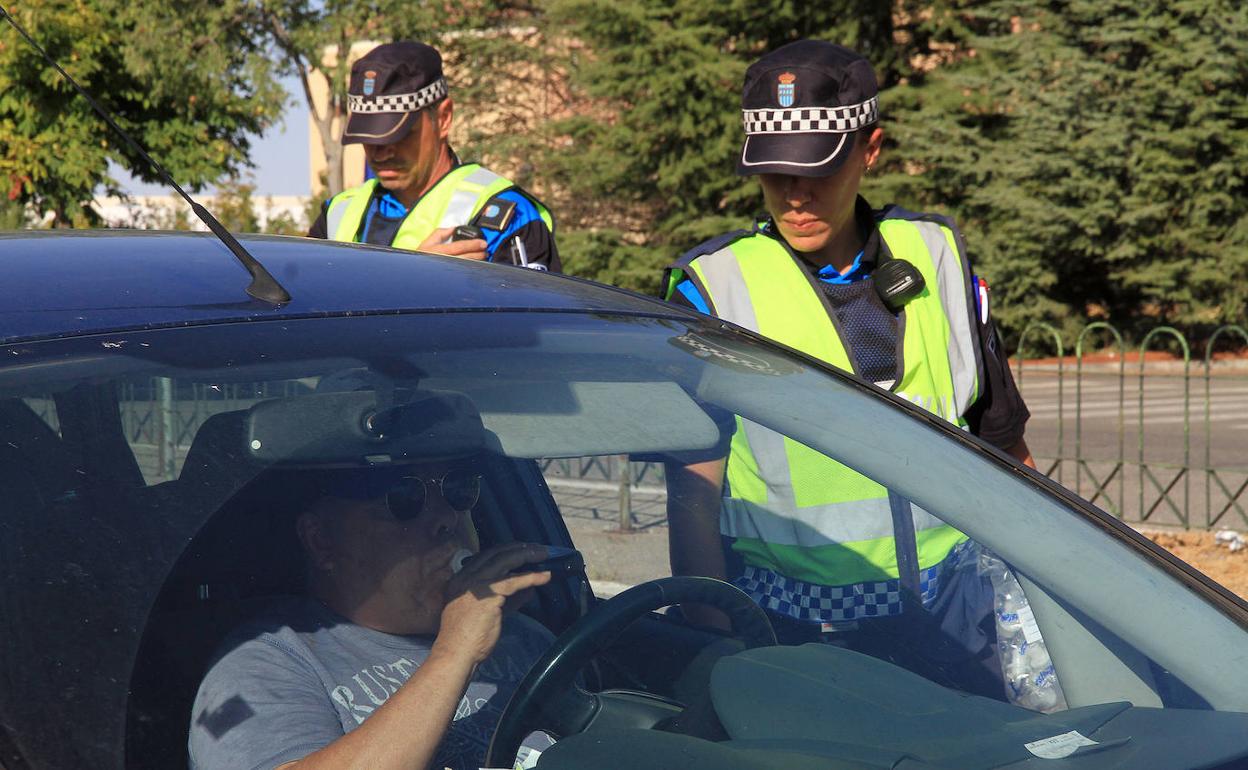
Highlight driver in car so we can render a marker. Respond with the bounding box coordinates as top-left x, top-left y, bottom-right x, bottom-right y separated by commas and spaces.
187, 458, 556, 770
